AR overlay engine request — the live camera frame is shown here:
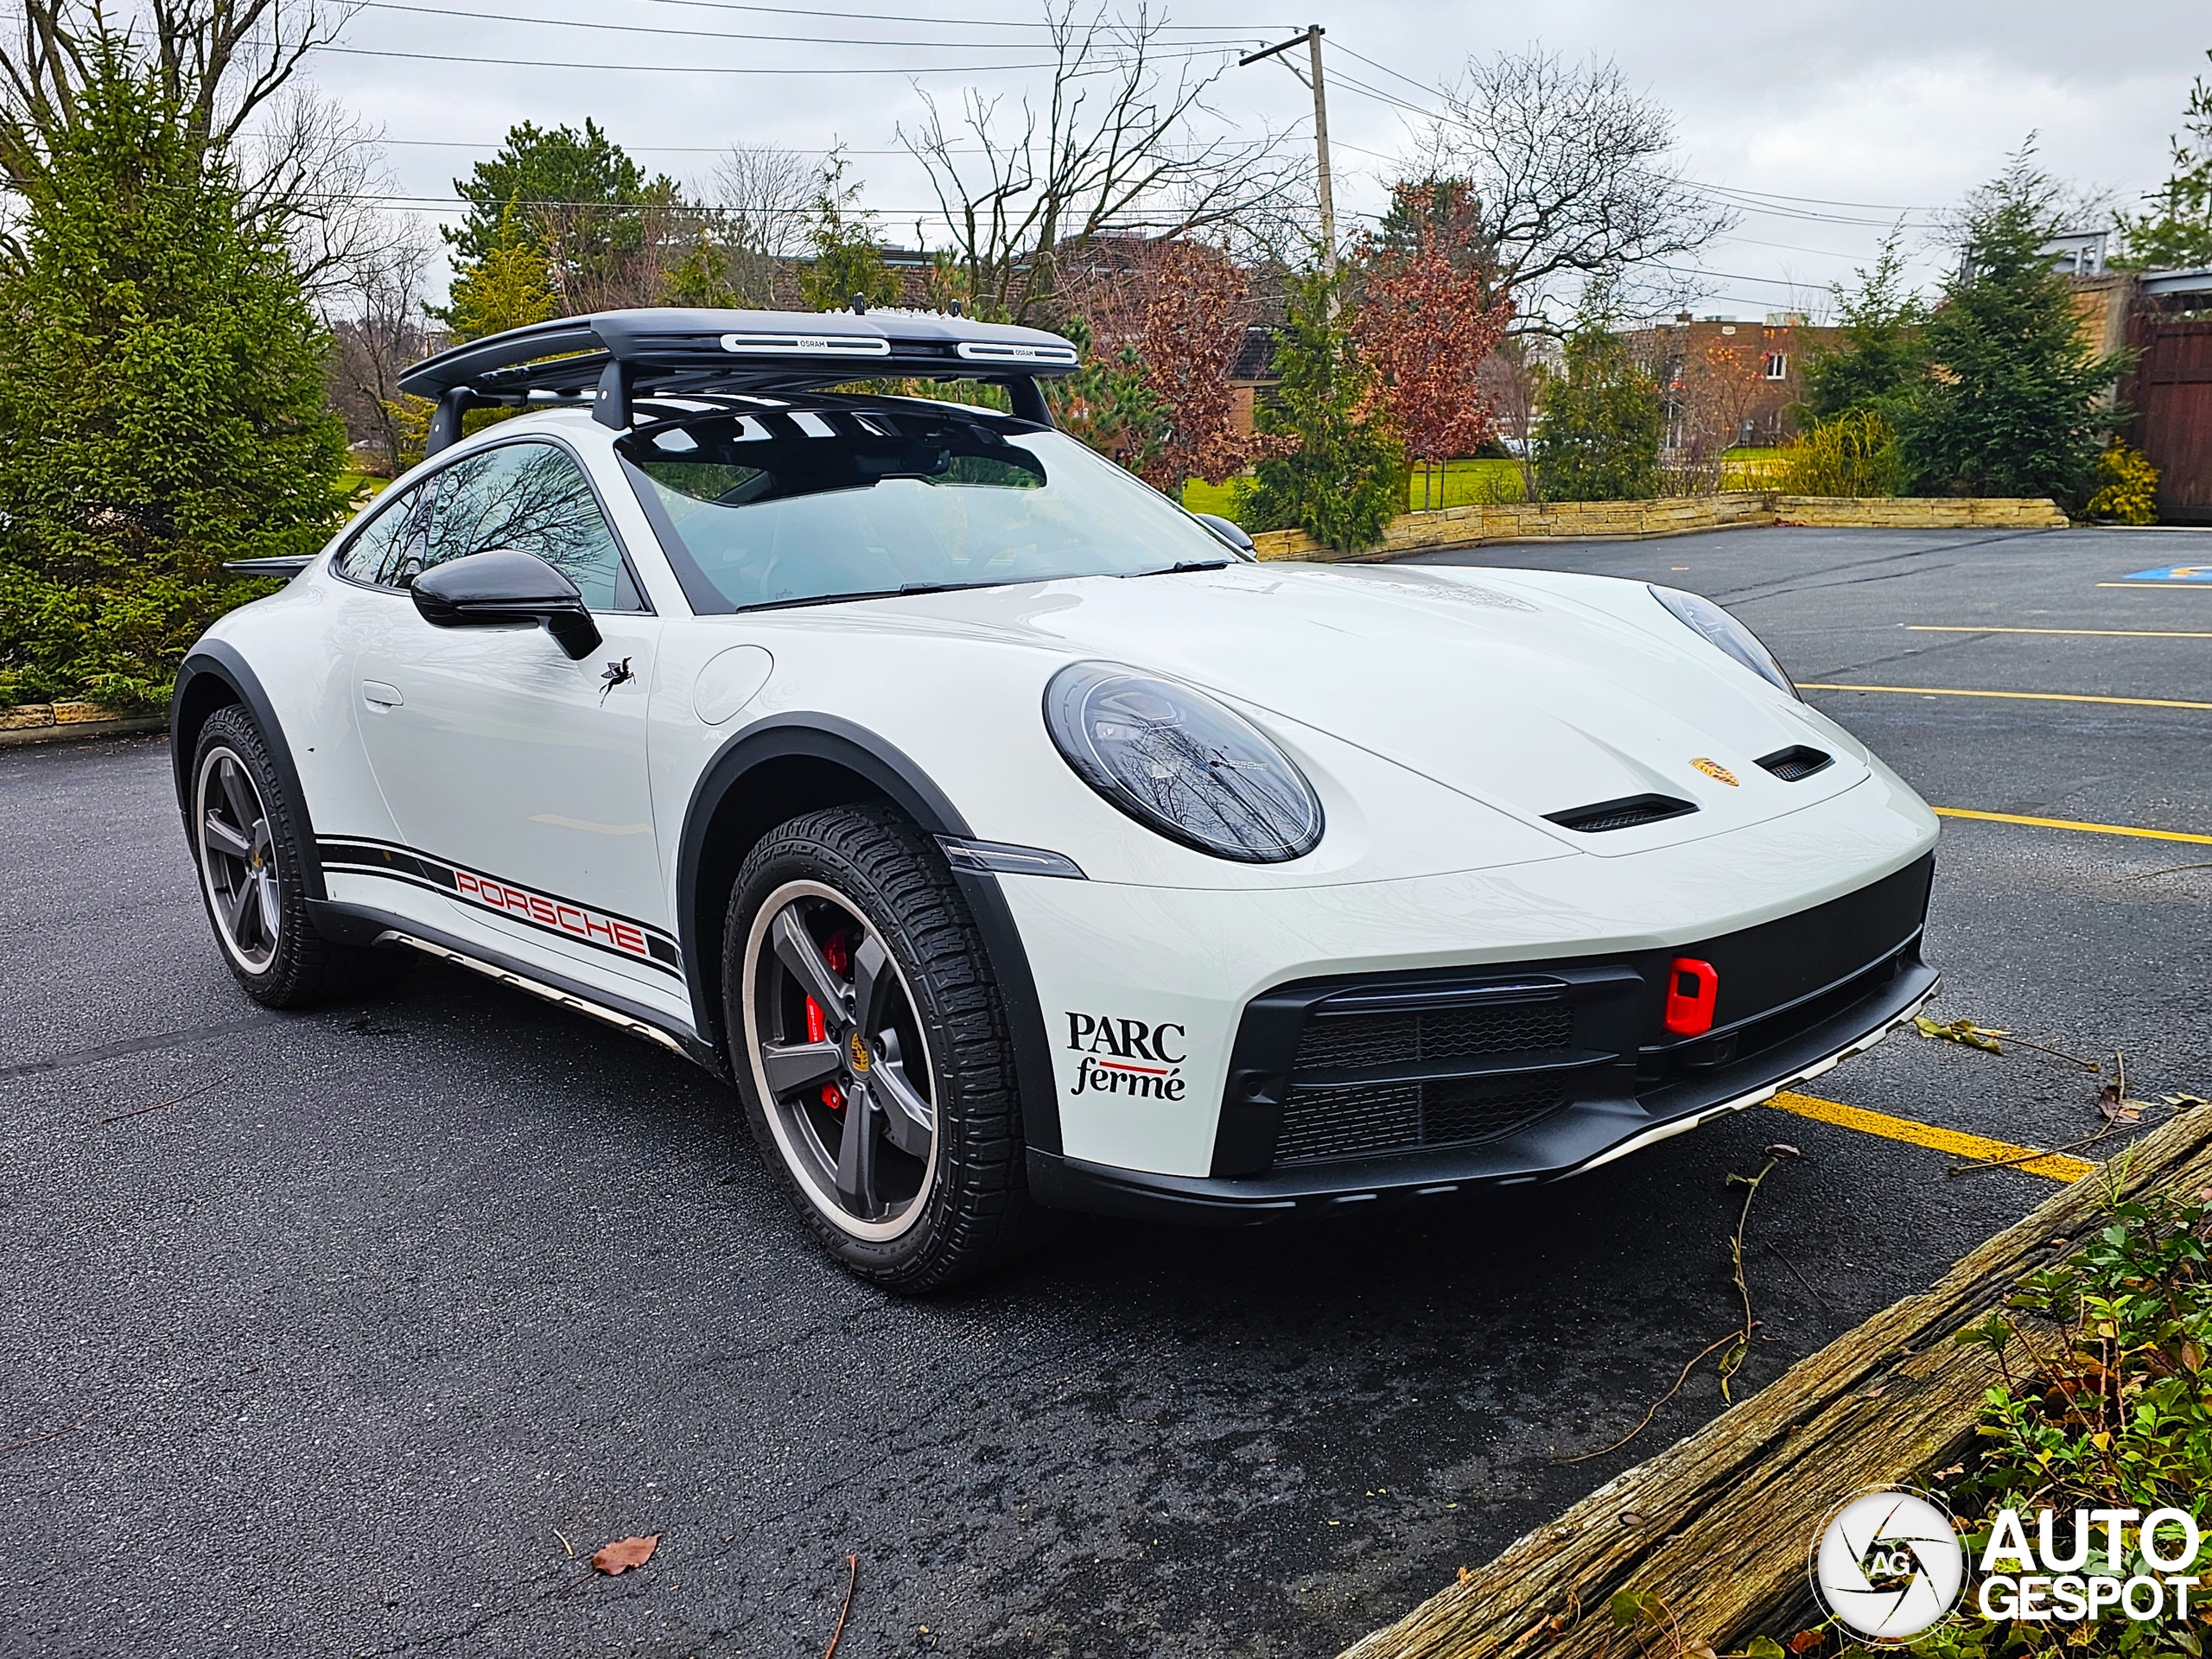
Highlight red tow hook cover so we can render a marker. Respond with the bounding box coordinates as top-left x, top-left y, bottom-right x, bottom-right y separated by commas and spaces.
1663, 957, 1719, 1036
